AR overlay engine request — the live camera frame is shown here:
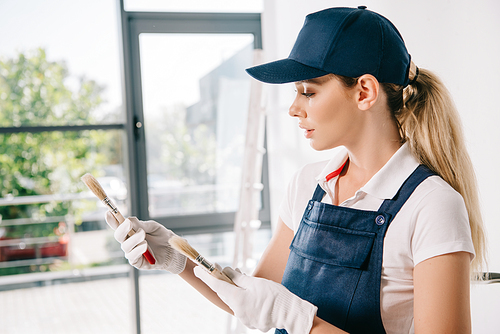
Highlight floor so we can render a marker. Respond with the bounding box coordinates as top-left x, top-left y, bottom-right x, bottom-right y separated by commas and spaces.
0, 228, 275, 334
0, 271, 274, 334
1, 270, 499, 333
